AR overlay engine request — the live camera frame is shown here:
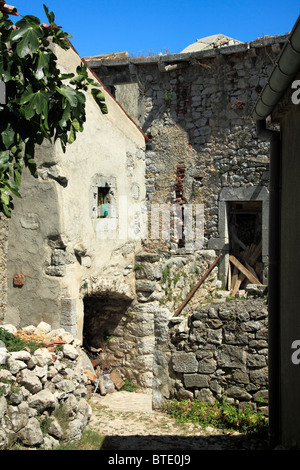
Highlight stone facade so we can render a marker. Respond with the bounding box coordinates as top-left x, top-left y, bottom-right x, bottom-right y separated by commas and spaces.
86, 34, 286, 286
166, 298, 268, 412
0, 42, 146, 344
